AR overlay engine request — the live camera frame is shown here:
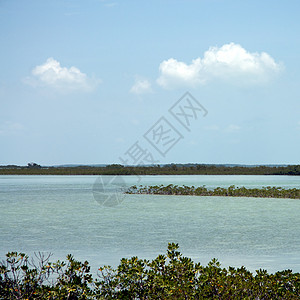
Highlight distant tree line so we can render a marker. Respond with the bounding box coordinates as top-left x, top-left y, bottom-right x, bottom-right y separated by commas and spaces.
0, 164, 300, 175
